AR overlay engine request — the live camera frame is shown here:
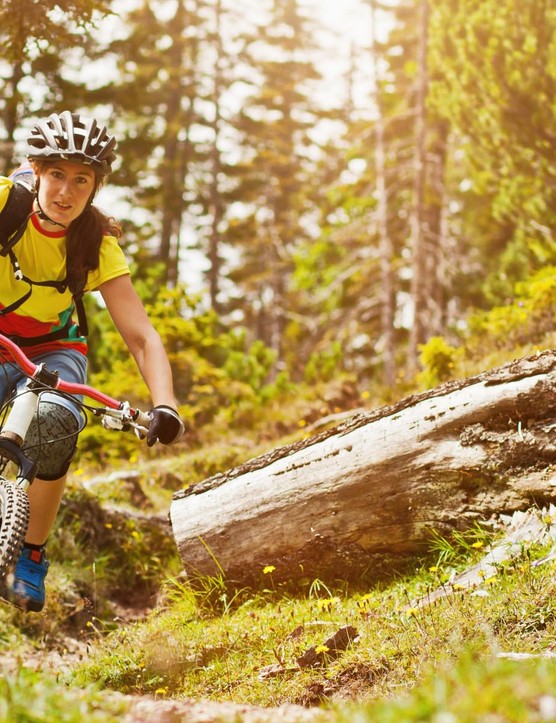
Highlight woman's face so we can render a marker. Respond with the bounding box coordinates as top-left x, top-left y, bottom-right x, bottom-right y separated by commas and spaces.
35, 160, 96, 228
